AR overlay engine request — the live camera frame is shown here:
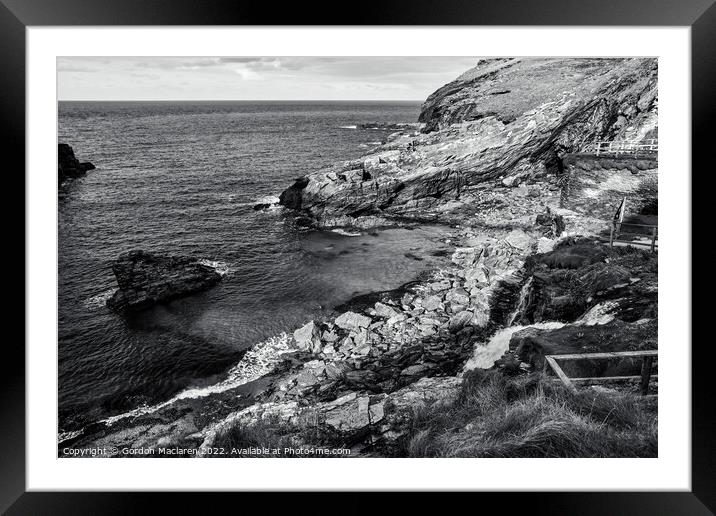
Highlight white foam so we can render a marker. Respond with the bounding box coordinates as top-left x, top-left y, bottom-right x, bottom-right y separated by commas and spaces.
58, 428, 84, 444
464, 321, 565, 371
83, 288, 118, 310
338, 125, 357, 129
256, 194, 279, 205
198, 259, 233, 277
331, 228, 362, 237
100, 332, 296, 426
